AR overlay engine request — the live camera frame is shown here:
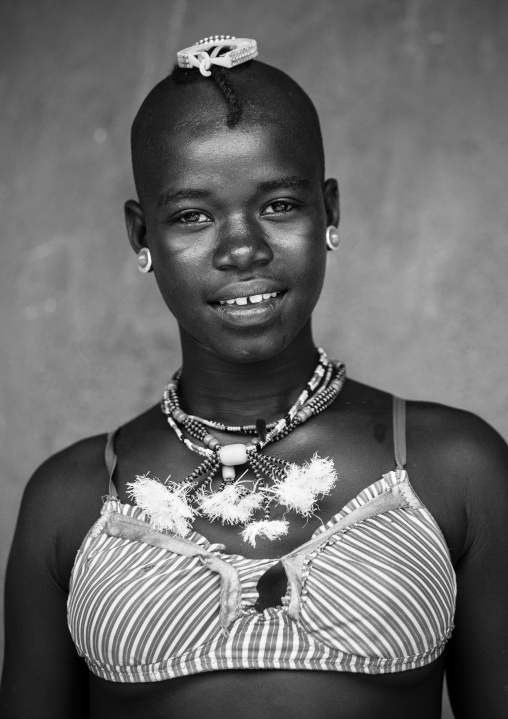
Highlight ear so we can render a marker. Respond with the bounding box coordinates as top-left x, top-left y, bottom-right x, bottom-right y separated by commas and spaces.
323, 179, 340, 228
124, 200, 148, 254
